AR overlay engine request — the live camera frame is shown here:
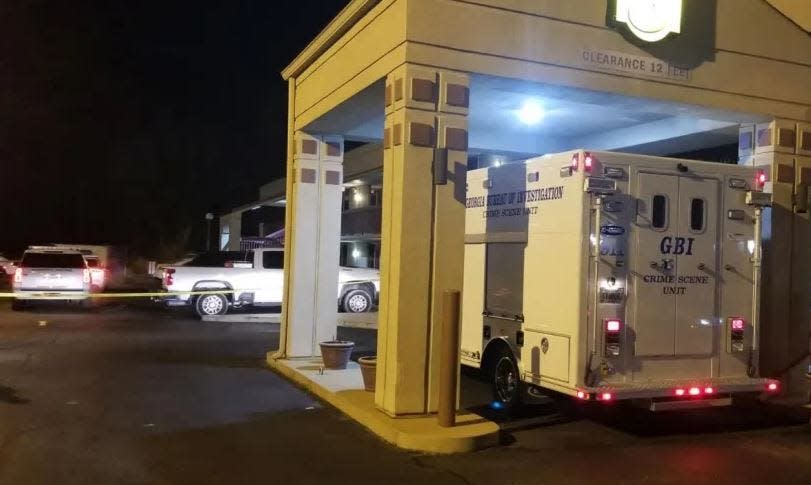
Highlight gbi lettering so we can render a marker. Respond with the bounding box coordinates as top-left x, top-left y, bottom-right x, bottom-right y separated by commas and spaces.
660, 236, 694, 255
